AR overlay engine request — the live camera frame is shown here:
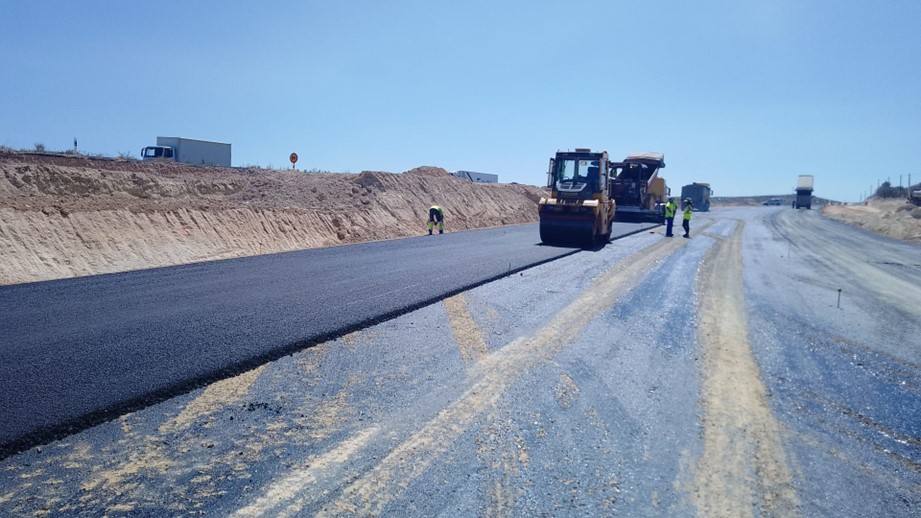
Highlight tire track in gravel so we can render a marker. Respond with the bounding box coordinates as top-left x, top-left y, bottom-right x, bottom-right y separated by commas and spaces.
691, 221, 800, 517
443, 293, 489, 366
305, 226, 709, 517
